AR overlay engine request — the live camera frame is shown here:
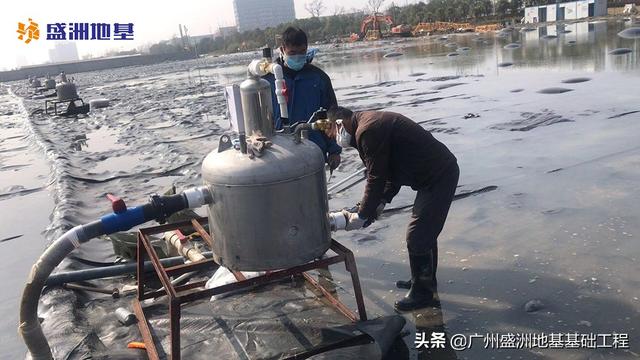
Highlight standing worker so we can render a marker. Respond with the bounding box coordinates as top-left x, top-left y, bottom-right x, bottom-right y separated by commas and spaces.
263, 26, 341, 171
325, 106, 459, 311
